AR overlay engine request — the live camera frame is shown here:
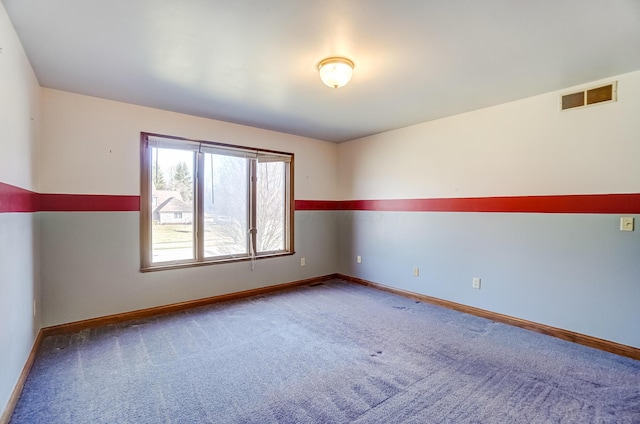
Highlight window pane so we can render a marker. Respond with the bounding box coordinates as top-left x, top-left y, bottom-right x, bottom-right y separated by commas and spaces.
203, 153, 249, 257
257, 161, 286, 252
150, 147, 195, 263
141, 132, 293, 271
